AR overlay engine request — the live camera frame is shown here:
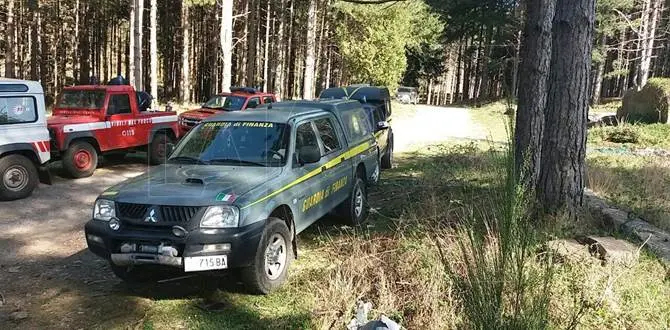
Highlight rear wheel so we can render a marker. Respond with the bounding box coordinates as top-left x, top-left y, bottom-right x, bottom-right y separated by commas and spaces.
241, 218, 293, 295
148, 133, 174, 165
0, 154, 39, 201
337, 176, 369, 226
381, 137, 393, 169
63, 141, 98, 178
